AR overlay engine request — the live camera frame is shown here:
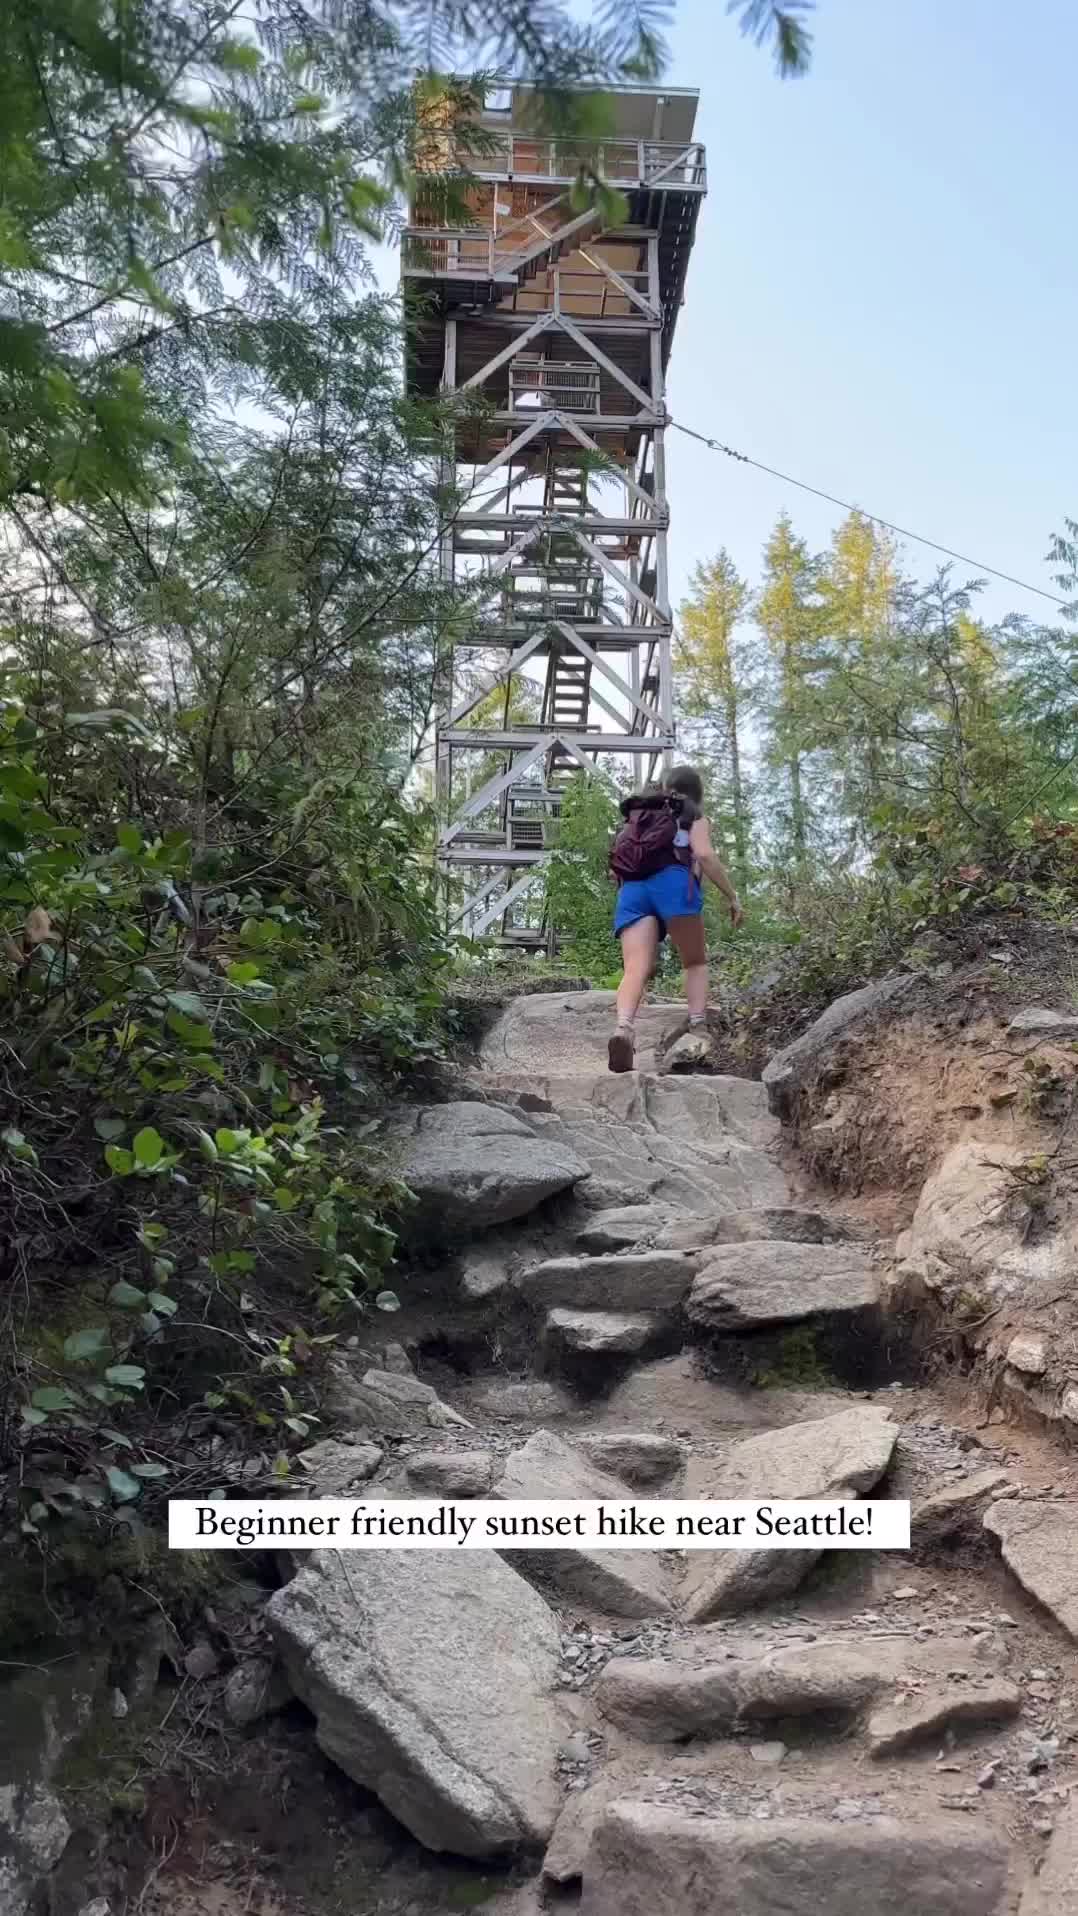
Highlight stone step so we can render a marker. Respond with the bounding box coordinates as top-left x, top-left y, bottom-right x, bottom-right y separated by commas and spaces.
493, 1429, 672, 1618
594, 1631, 1012, 1745
543, 1308, 669, 1357
512, 1249, 702, 1313
579, 1799, 1009, 1916
685, 1240, 879, 1332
